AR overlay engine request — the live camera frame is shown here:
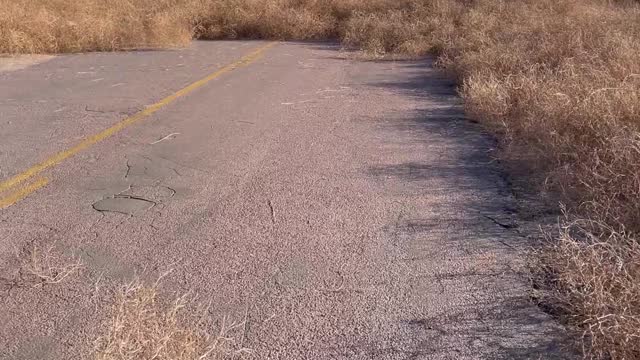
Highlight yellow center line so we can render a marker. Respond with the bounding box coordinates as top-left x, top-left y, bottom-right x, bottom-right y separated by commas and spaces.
0, 177, 49, 209
0, 41, 277, 206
